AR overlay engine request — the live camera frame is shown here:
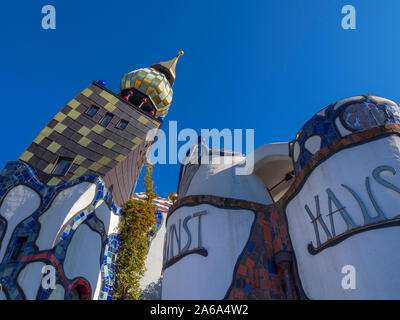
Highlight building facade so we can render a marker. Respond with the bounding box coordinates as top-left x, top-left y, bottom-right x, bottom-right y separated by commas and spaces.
0, 53, 182, 300
162, 95, 400, 300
